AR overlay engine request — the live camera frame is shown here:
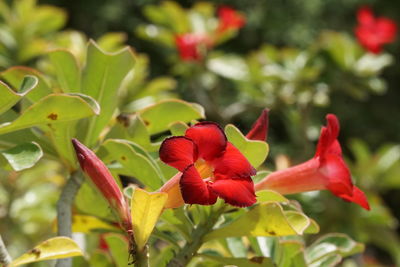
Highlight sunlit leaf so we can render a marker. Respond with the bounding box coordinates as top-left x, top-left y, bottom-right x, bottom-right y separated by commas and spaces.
204, 202, 312, 240
131, 188, 168, 251
138, 99, 204, 135
82, 41, 135, 146
49, 49, 81, 93
256, 190, 288, 203
71, 215, 119, 233
0, 94, 99, 135
101, 139, 164, 189
225, 124, 269, 168
1, 142, 42, 171
10, 237, 83, 266
0, 76, 37, 115
1, 66, 52, 102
